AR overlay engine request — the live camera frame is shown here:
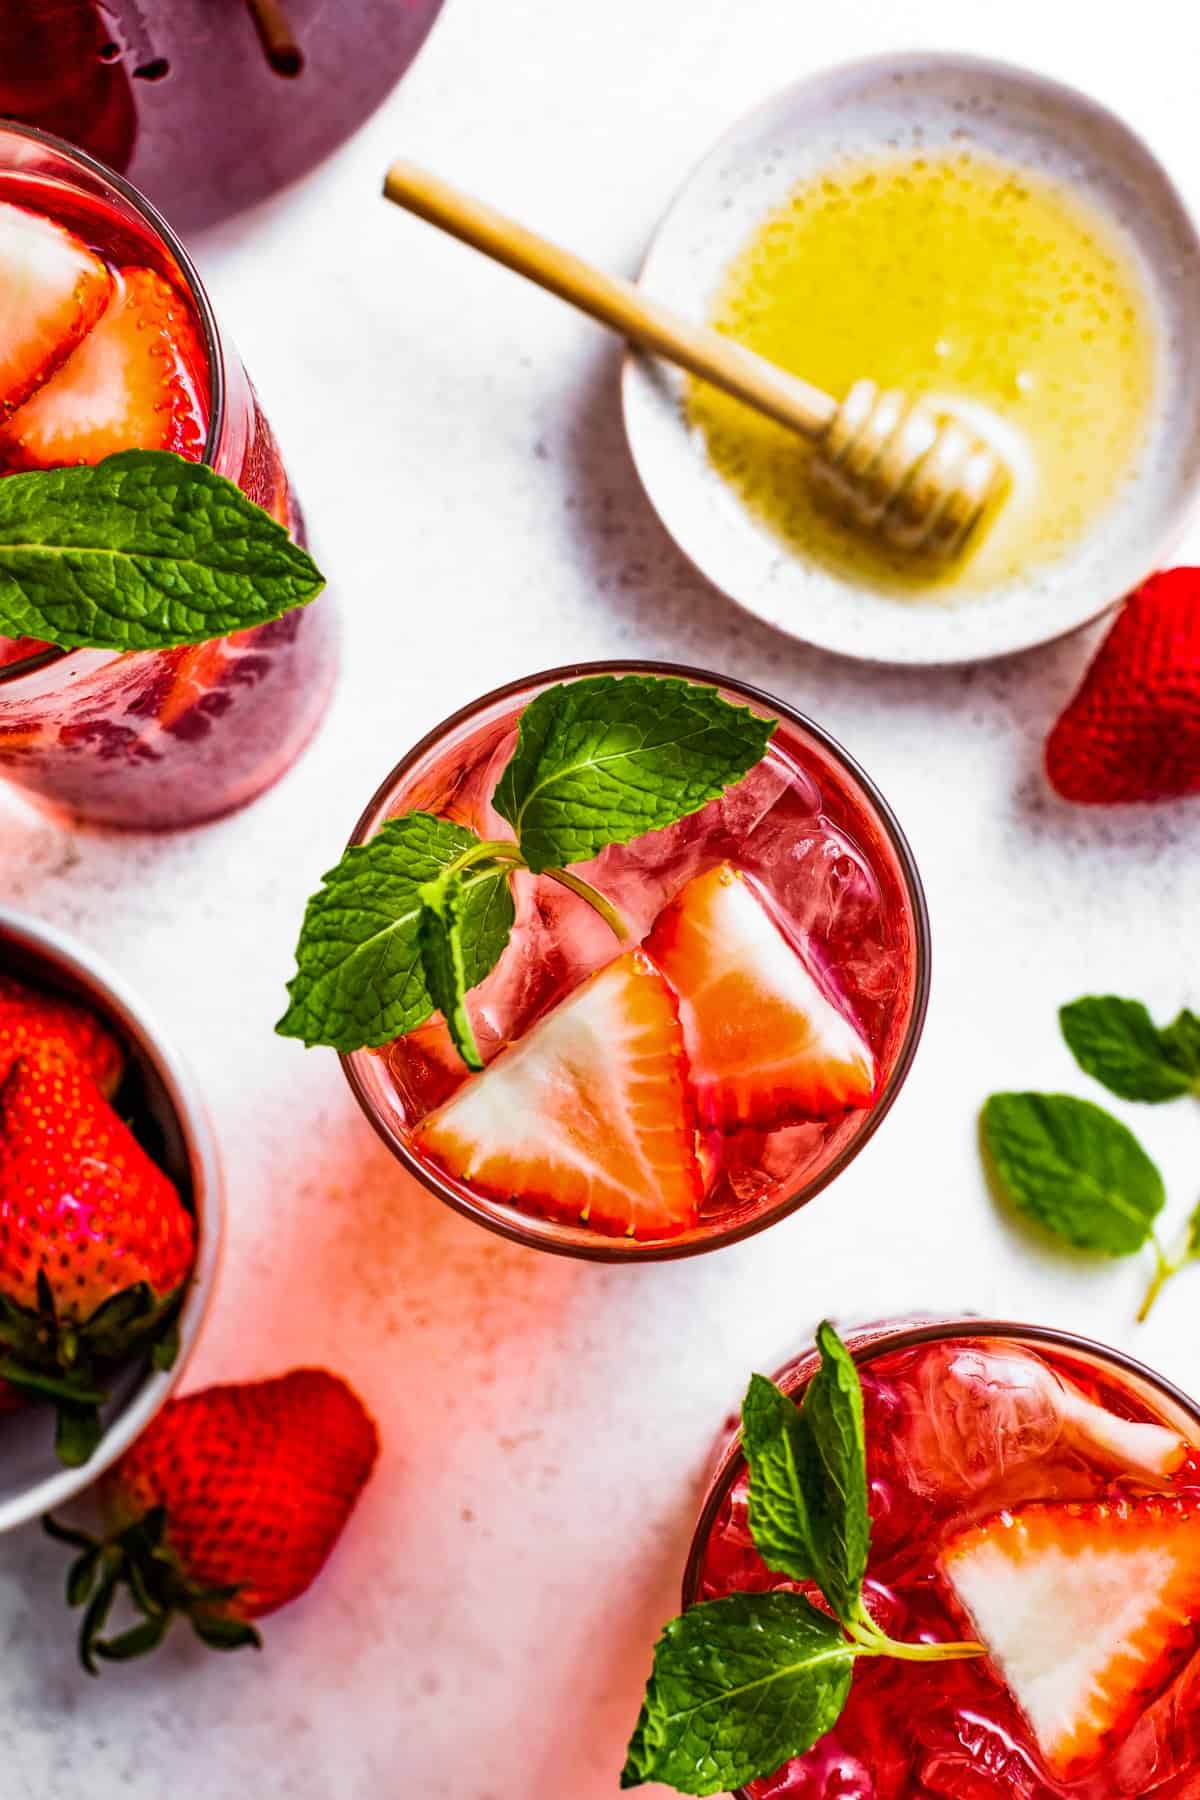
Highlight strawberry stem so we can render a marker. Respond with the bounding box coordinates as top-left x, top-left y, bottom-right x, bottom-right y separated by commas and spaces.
543, 868, 630, 942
